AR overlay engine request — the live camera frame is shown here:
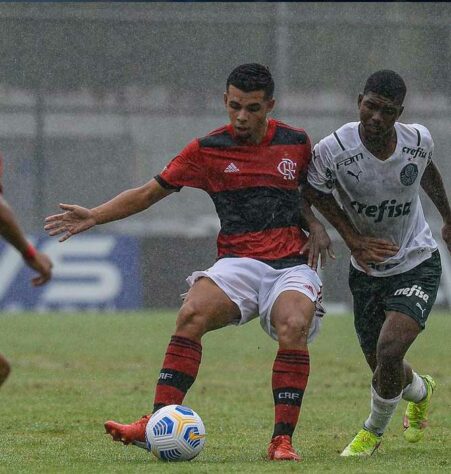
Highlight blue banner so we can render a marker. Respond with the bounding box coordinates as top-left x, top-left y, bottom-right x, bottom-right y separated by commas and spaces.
0, 235, 141, 311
